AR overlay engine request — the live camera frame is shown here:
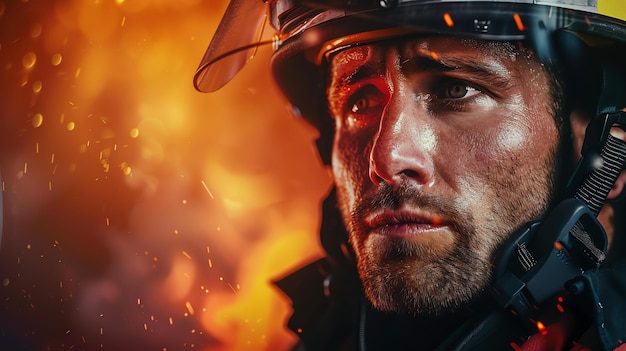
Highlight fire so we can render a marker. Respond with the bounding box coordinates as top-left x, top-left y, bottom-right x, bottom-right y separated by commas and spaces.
0, 0, 329, 350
